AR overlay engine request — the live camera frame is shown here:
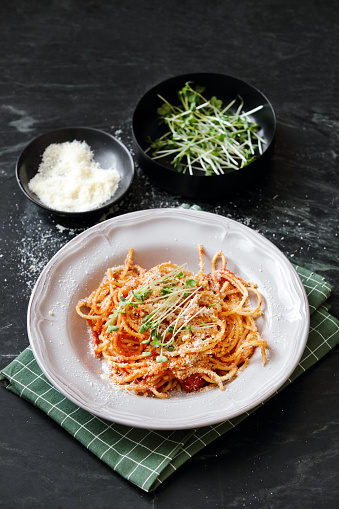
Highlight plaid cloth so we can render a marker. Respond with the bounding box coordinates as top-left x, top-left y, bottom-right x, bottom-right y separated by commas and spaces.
1, 265, 338, 492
